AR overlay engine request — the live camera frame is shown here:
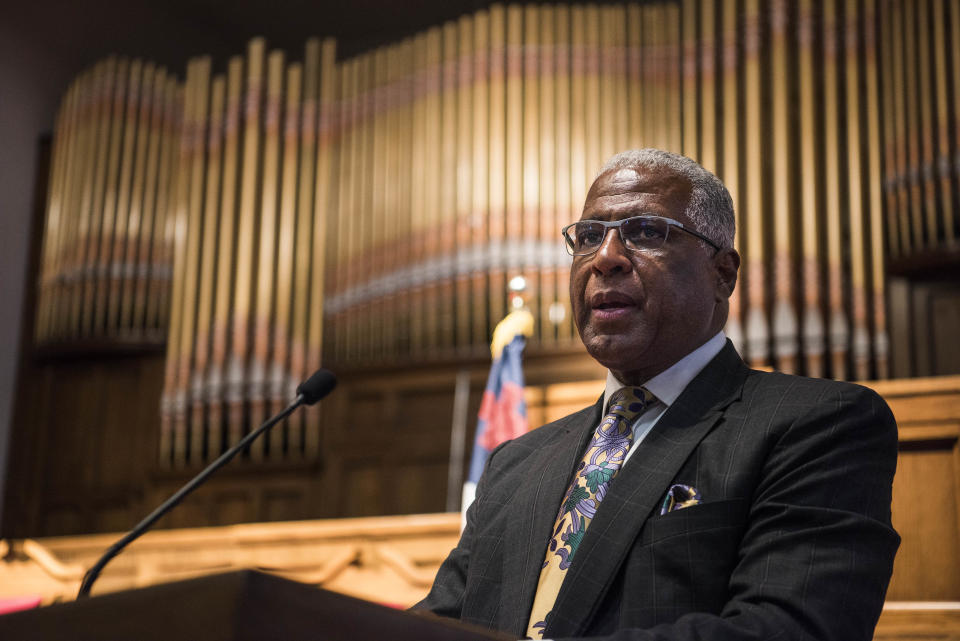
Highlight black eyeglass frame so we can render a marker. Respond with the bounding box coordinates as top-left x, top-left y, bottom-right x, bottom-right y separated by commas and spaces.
561, 214, 721, 256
